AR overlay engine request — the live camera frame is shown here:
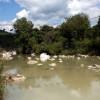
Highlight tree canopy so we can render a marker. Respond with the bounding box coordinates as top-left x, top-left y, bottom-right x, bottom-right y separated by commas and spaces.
0, 13, 99, 55
13, 17, 34, 54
